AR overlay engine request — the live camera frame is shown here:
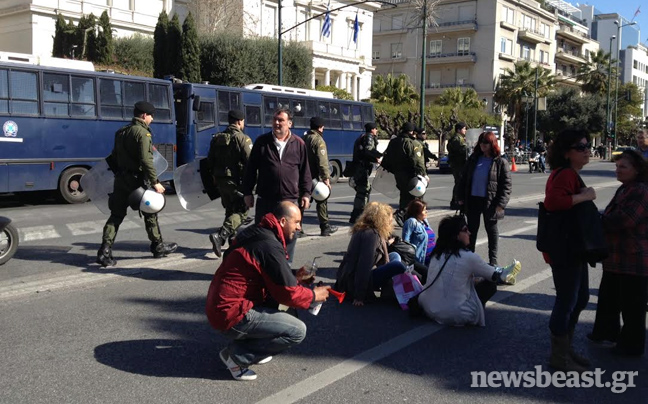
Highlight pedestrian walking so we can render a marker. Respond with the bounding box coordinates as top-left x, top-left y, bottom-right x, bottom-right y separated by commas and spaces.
206, 109, 253, 257
242, 108, 311, 265
303, 116, 337, 236
96, 101, 177, 267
